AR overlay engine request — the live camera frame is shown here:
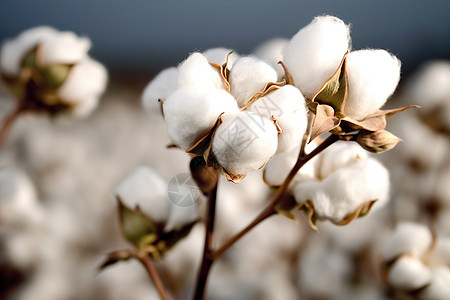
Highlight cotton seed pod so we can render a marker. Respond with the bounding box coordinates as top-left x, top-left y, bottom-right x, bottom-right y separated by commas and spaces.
115, 167, 171, 223
202, 47, 240, 68
0, 26, 57, 76
212, 111, 278, 176
163, 87, 239, 150
177, 52, 226, 91
141, 67, 178, 111
293, 157, 389, 223
382, 222, 433, 262
56, 57, 108, 117
318, 141, 368, 180
247, 85, 307, 153
344, 49, 401, 120
282, 15, 351, 99
388, 256, 432, 291
229, 56, 278, 106
420, 267, 450, 300
253, 38, 289, 80
356, 129, 402, 153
